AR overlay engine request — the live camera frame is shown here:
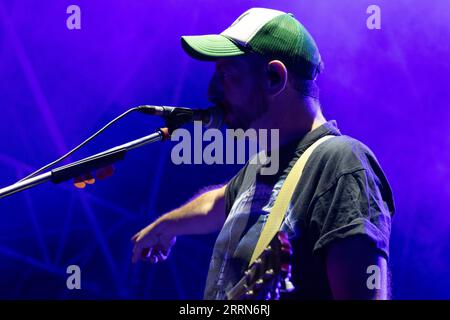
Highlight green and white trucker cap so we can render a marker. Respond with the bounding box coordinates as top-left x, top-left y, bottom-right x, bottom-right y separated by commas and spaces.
181, 7, 323, 80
